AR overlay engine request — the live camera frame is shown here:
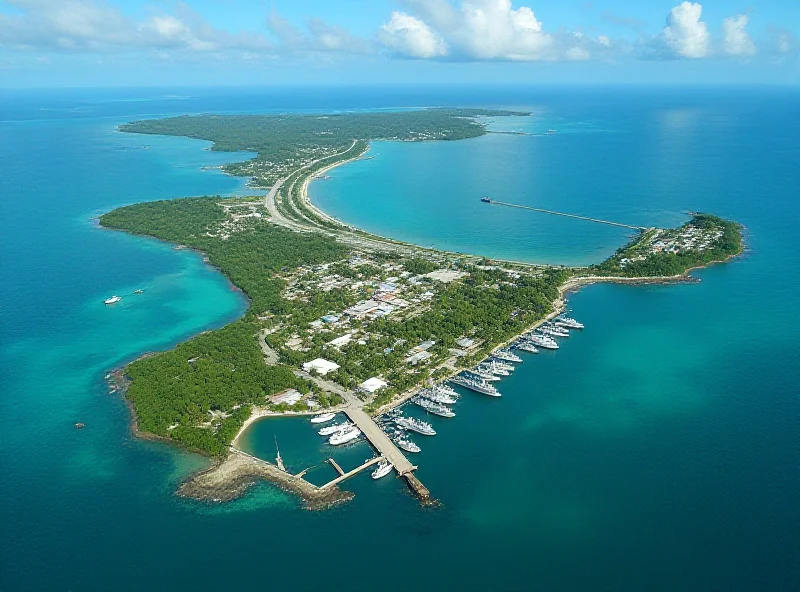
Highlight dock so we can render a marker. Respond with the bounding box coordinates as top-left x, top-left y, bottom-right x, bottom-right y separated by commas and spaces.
321, 456, 383, 489
344, 408, 416, 476
484, 199, 647, 230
